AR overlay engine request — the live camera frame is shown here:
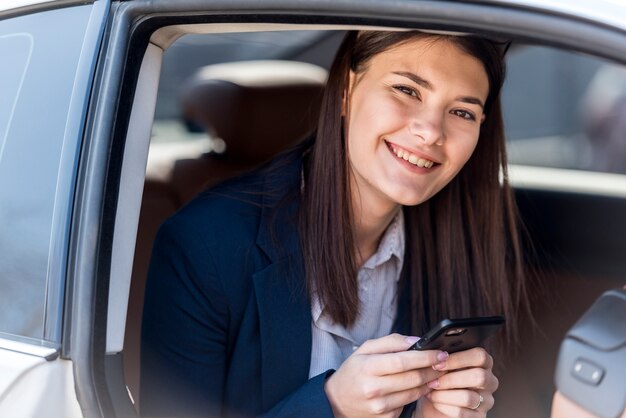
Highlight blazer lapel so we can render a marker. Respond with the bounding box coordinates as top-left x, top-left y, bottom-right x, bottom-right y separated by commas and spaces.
253, 155, 312, 410
252, 258, 311, 411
